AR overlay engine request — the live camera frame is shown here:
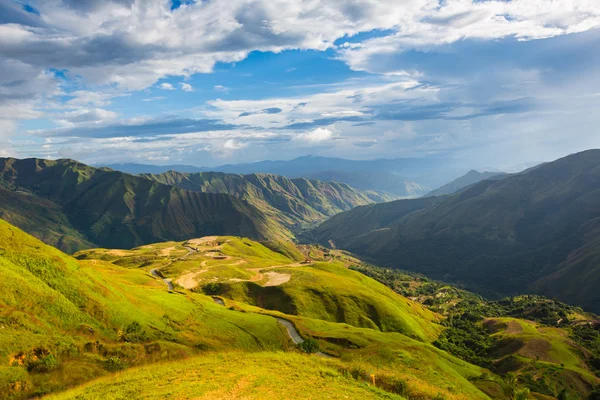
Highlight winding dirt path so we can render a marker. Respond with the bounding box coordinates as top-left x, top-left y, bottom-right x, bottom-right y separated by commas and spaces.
151, 269, 174, 291
151, 243, 198, 291
211, 297, 330, 357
